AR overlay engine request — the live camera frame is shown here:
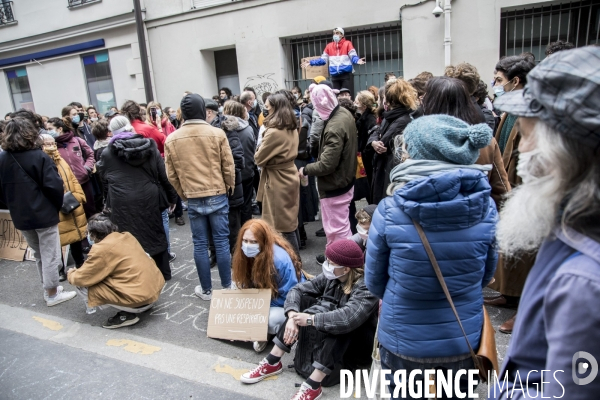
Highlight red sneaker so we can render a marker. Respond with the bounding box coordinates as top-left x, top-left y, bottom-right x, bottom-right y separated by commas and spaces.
290, 382, 322, 400
240, 358, 283, 384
